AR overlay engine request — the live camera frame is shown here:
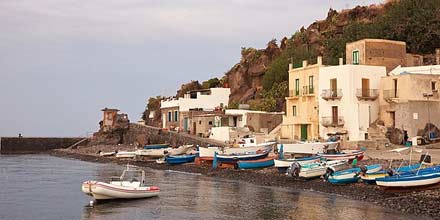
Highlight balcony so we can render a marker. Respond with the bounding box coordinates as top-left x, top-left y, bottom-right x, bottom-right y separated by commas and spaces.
383, 89, 398, 102
321, 116, 344, 127
321, 89, 343, 101
356, 89, 379, 100
288, 90, 301, 99
302, 86, 315, 96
